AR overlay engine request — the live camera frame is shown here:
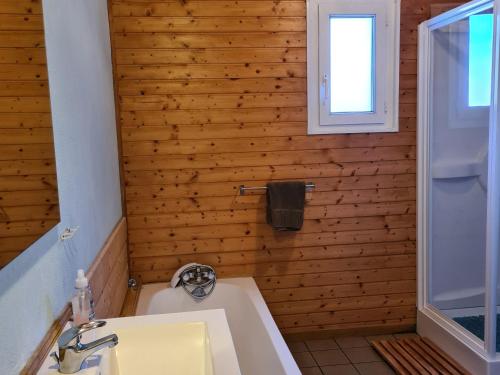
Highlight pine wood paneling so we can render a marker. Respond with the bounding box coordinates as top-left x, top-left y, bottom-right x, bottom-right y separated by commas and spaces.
111, 0, 436, 334
0, 0, 59, 268
114, 17, 306, 33
112, 1, 306, 17
0, 113, 52, 128
88, 218, 130, 319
